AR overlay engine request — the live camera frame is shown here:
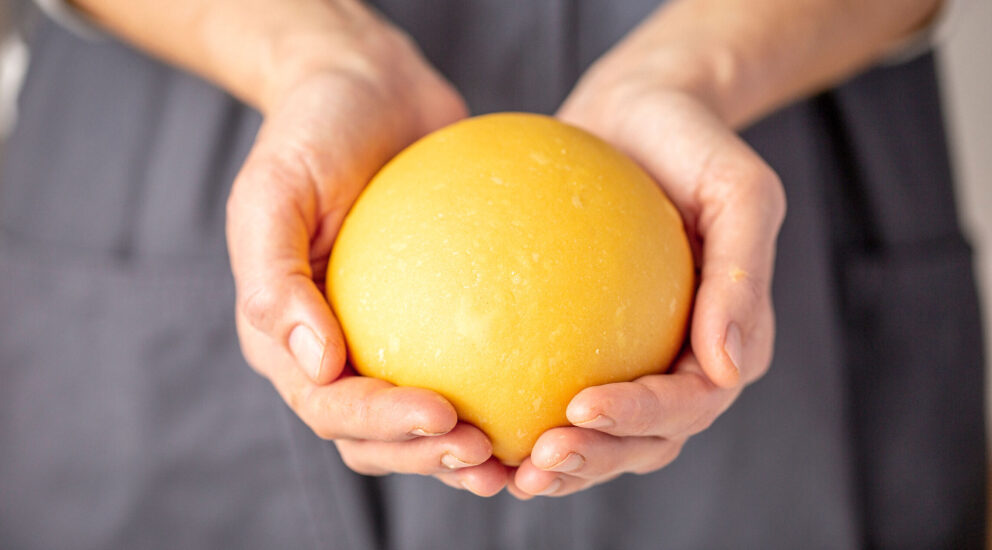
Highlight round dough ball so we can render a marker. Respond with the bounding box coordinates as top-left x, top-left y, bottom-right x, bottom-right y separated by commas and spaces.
328, 113, 694, 465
